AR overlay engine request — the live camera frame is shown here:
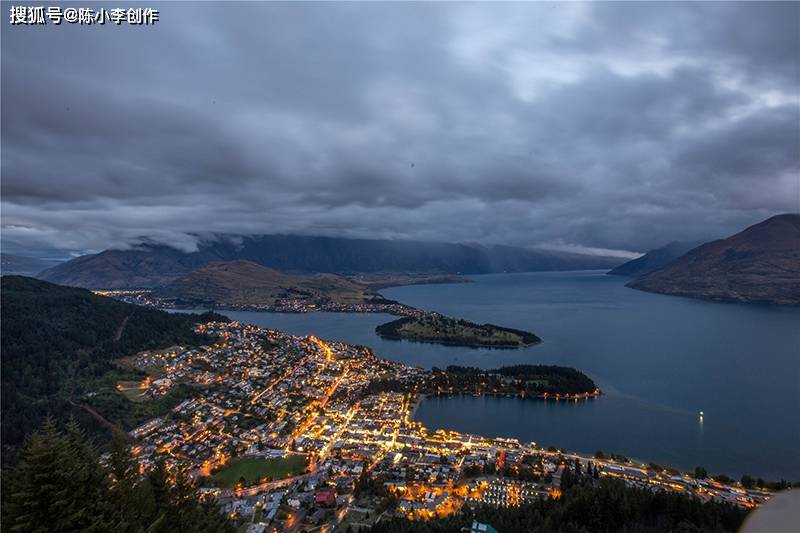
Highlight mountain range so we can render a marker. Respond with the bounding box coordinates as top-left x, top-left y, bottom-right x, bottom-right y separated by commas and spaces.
38, 235, 623, 289
20, 215, 800, 305
628, 214, 800, 305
